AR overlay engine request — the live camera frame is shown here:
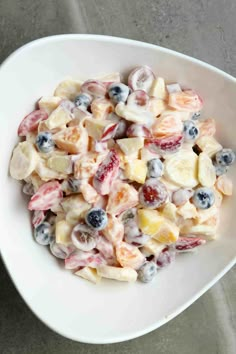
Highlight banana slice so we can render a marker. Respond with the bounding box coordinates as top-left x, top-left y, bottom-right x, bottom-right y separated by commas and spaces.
180, 223, 217, 240
10, 141, 39, 180
196, 136, 222, 157
75, 267, 101, 284
164, 151, 198, 188
54, 79, 83, 100
198, 152, 216, 187
97, 265, 137, 282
